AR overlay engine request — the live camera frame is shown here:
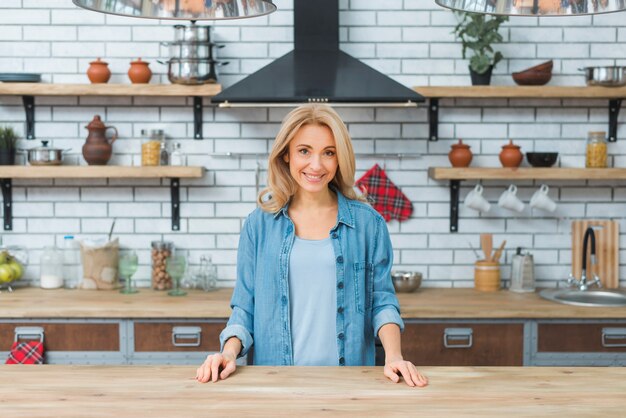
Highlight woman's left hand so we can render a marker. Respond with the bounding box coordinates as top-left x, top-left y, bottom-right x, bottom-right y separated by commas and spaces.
384, 358, 428, 387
